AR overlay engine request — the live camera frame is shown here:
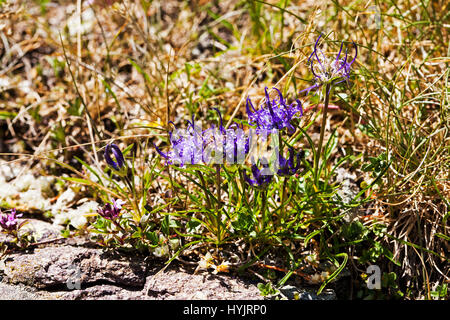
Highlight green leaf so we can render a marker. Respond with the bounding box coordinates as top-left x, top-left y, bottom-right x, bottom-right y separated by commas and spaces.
62, 176, 96, 186
145, 231, 159, 245
129, 59, 152, 84
67, 97, 84, 116
304, 229, 321, 246
52, 124, 66, 143
0, 111, 17, 119
343, 221, 369, 241
60, 229, 71, 238
257, 282, 279, 297
435, 233, 450, 241
186, 220, 202, 233
102, 79, 122, 111
431, 284, 447, 299
74, 156, 104, 186
317, 253, 348, 295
